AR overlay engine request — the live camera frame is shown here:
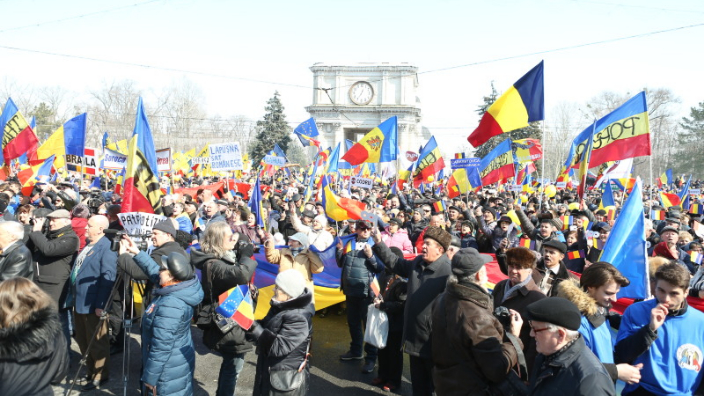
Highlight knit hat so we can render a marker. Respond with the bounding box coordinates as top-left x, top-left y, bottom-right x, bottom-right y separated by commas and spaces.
288, 232, 310, 249
506, 247, 537, 269
483, 207, 497, 219
152, 220, 177, 237
451, 248, 491, 277
525, 297, 581, 330
314, 214, 328, 228
275, 269, 306, 298
424, 226, 452, 252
